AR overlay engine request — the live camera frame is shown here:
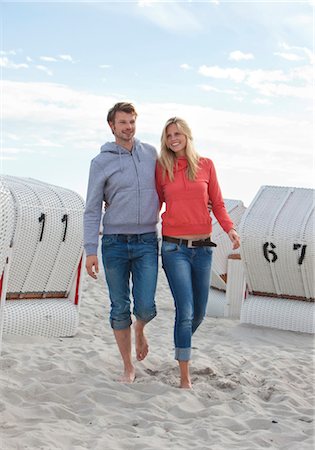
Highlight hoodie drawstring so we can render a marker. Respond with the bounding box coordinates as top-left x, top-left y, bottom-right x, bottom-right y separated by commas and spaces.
118, 147, 123, 172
